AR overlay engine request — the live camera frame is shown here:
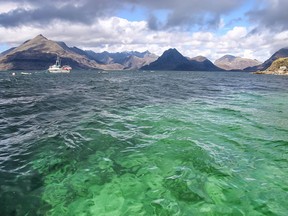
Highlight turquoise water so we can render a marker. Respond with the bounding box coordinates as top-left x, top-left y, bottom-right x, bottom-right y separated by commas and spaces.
0, 71, 287, 215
